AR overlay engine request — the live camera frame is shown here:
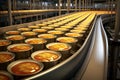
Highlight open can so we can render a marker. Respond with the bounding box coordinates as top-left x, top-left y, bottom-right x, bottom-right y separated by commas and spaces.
46, 42, 71, 61
41, 27, 54, 30
48, 30, 64, 37
21, 31, 37, 39
0, 51, 15, 70
38, 34, 57, 43
55, 28, 69, 32
7, 59, 44, 79
32, 29, 47, 34
25, 38, 47, 51
36, 23, 47, 27
0, 39, 11, 51
5, 35, 25, 44
5, 30, 20, 36
65, 32, 84, 46
56, 37, 78, 53
7, 43, 33, 60
28, 25, 40, 29
0, 70, 14, 80
31, 50, 61, 70
17, 27, 31, 32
